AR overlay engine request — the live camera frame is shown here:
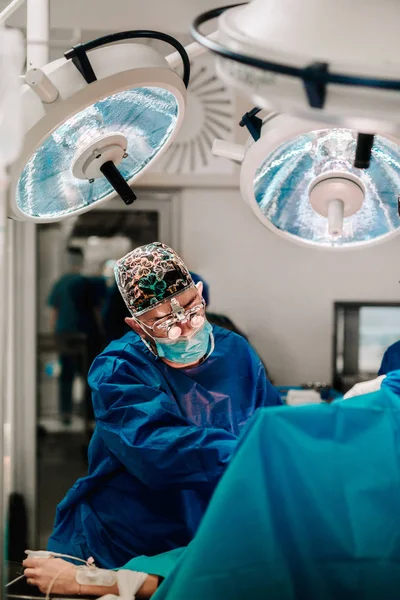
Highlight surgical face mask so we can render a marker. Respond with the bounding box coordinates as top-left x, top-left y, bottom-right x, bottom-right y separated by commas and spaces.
154, 320, 214, 365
